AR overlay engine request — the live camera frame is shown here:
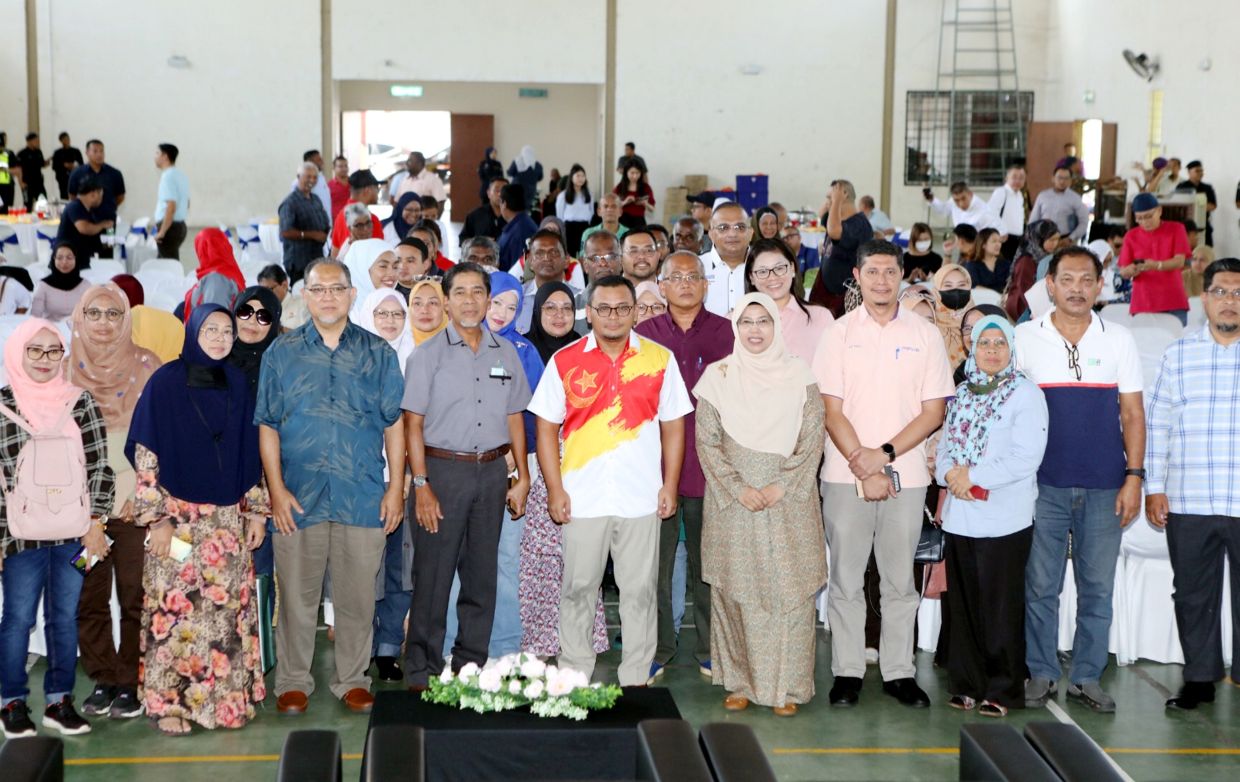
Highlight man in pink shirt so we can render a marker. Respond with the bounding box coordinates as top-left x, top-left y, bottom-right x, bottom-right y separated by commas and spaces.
1117, 192, 1191, 324
812, 239, 955, 709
